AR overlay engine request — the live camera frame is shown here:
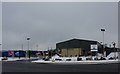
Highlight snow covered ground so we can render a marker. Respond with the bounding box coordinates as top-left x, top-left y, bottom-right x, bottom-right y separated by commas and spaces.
0, 57, 39, 62
31, 58, 119, 64
106, 52, 119, 60
0, 57, 2, 61
31, 56, 119, 64
31, 54, 120, 64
